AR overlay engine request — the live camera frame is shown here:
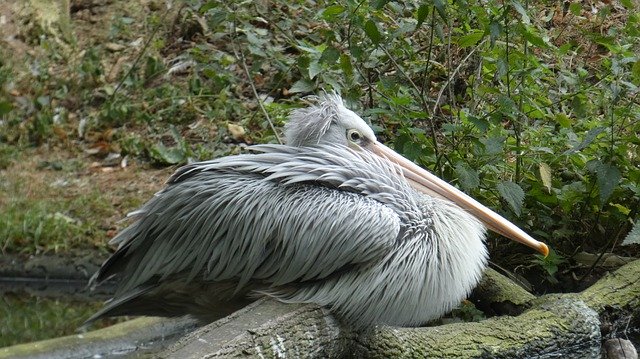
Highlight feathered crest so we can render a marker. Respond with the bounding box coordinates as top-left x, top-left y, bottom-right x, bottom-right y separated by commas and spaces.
284, 91, 346, 146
